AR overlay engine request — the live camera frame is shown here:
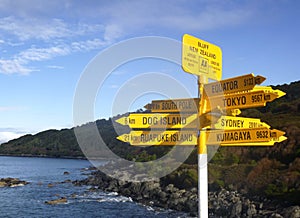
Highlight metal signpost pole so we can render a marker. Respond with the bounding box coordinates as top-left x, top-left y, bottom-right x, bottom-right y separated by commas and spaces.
198, 75, 208, 218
